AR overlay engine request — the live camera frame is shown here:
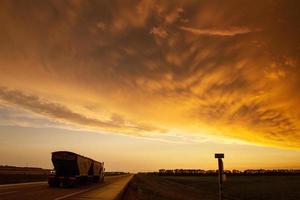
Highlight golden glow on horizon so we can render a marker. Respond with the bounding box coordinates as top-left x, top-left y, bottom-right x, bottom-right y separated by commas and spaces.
0, 0, 300, 152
